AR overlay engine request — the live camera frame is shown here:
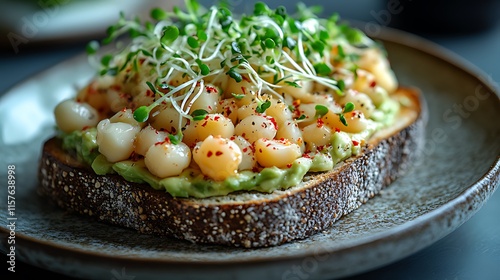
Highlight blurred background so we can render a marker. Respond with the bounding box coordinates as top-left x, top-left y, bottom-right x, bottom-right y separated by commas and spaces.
1, 0, 499, 279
